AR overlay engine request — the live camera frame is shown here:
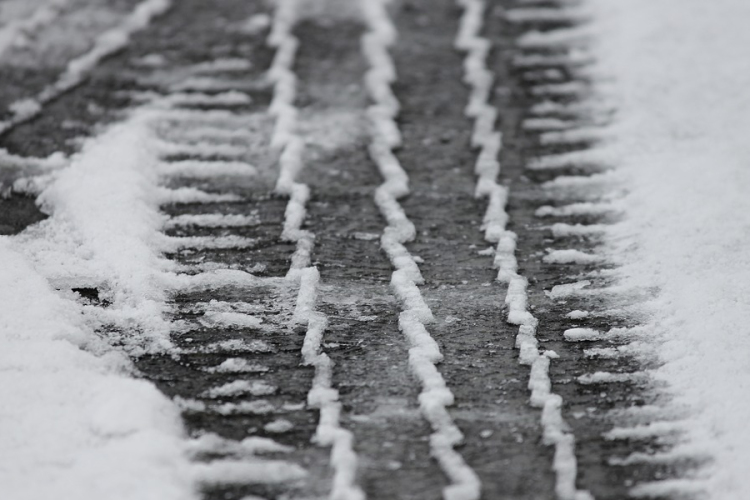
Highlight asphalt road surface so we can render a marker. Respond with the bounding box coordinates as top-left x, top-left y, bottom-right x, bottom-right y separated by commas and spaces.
0, 0, 686, 499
